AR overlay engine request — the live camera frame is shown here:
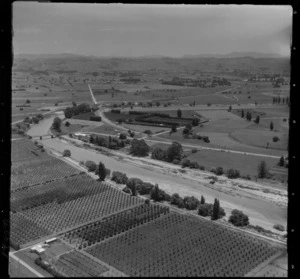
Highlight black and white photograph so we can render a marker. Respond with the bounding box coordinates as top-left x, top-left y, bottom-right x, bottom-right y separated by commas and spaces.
8, 2, 292, 277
